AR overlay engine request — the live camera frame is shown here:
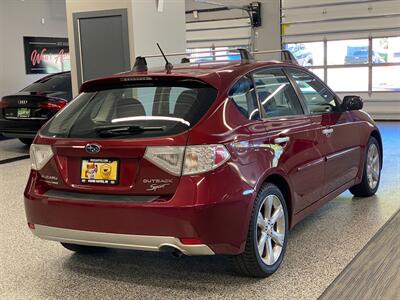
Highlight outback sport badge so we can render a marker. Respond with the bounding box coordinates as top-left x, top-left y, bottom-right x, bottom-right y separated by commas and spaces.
85, 144, 101, 154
